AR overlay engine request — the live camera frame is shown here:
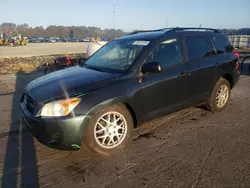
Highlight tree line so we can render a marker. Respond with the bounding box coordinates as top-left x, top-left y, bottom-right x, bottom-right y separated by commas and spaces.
0, 23, 250, 38
0, 23, 127, 38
